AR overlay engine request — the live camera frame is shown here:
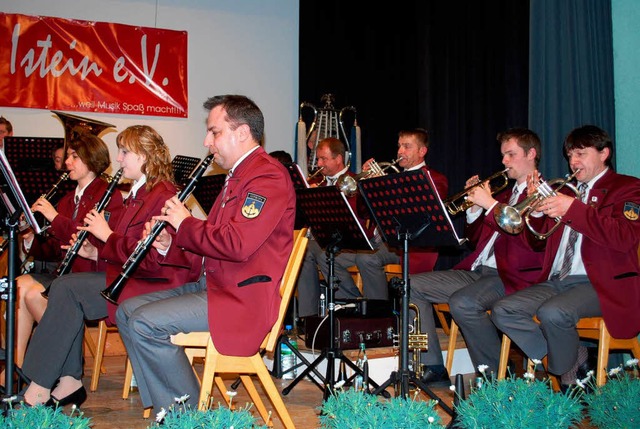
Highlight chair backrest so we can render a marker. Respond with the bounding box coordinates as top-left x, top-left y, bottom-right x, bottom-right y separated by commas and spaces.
264, 228, 308, 353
